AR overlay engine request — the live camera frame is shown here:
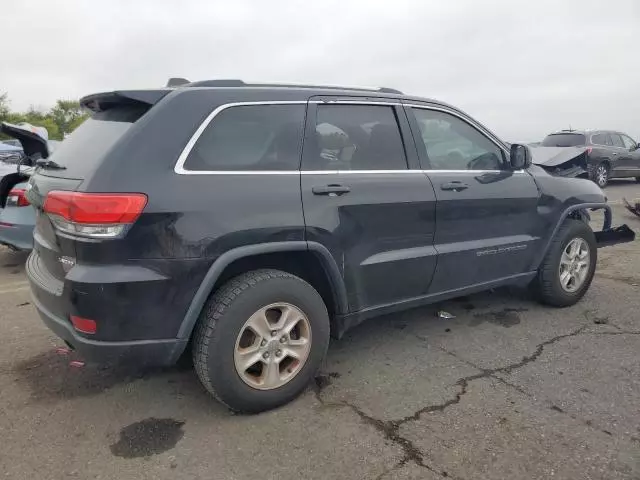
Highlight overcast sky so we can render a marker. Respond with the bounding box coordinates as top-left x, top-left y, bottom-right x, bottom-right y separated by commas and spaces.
2, 0, 639, 141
